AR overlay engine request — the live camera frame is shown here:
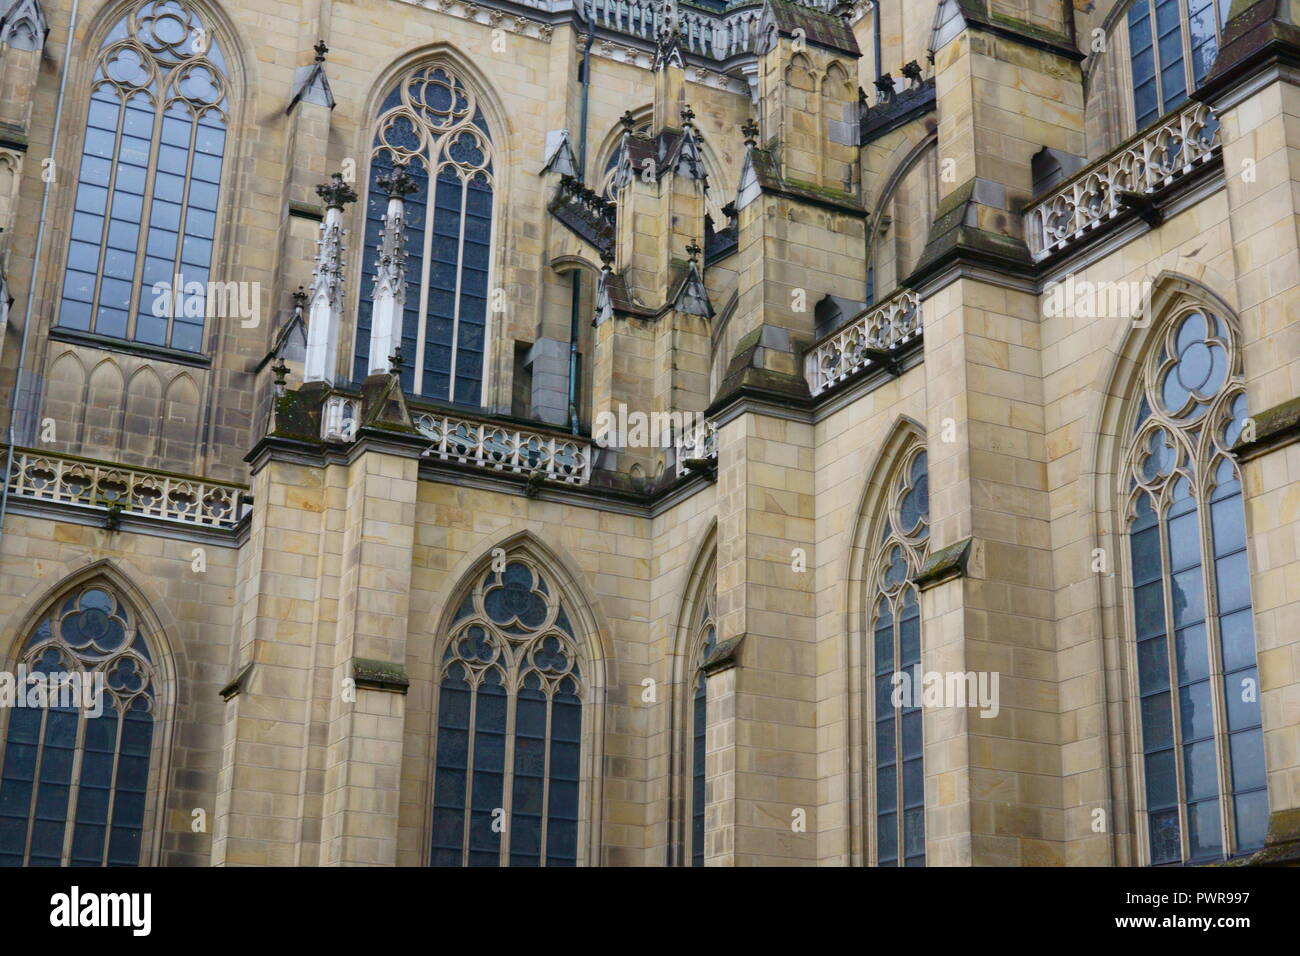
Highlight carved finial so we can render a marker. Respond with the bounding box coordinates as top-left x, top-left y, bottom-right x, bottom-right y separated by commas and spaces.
833, 0, 855, 25
900, 60, 923, 87
377, 160, 419, 198
741, 118, 759, 148
599, 244, 615, 268
685, 239, 701, 264
316, 172, 358, 209
680, 104, 696, 129
314, 40, 329, 62
292, 285, 307, 315
620, 110, 637, 133
874, 72, 895, 104
390, 345, 405, 375
271, 356, 290, 395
